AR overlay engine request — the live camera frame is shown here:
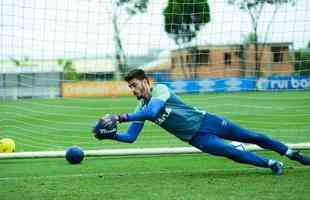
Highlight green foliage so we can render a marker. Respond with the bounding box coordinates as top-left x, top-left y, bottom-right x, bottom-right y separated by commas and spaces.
57, 58, 81, 81
242, 32, 257, 44
116, 0, 149, 15
164, 0, 211, 45
228, 0, 296, 10
295, 48, 310, 75
10, 56, 37, 67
